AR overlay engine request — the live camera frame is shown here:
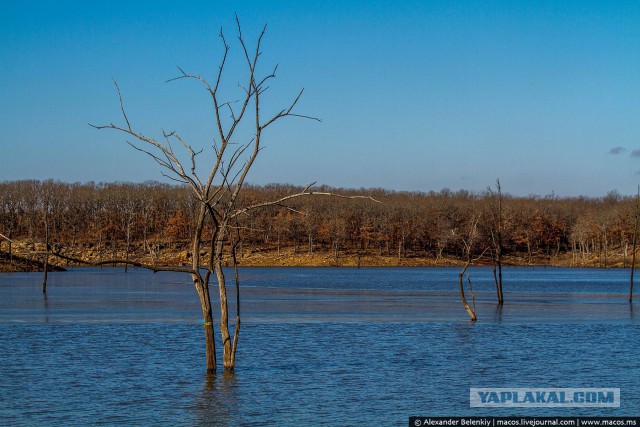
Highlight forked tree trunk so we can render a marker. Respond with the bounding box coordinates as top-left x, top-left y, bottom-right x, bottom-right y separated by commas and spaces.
191, 206, 218, 372
458, 215, 481, 321
459, 261, 477, 321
